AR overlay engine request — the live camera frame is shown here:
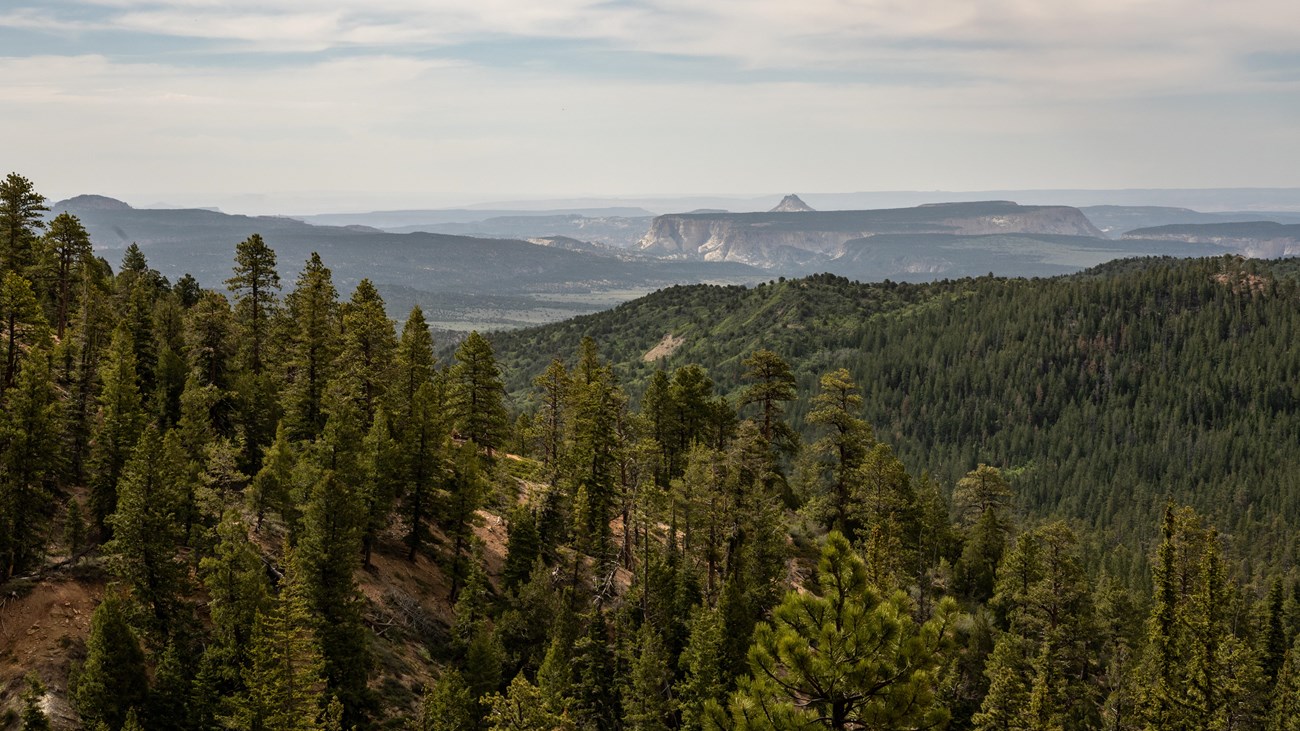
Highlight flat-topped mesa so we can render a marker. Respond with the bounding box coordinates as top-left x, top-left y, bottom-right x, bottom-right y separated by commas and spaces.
636, 200, 1105, 268
770, 194, 815, 213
